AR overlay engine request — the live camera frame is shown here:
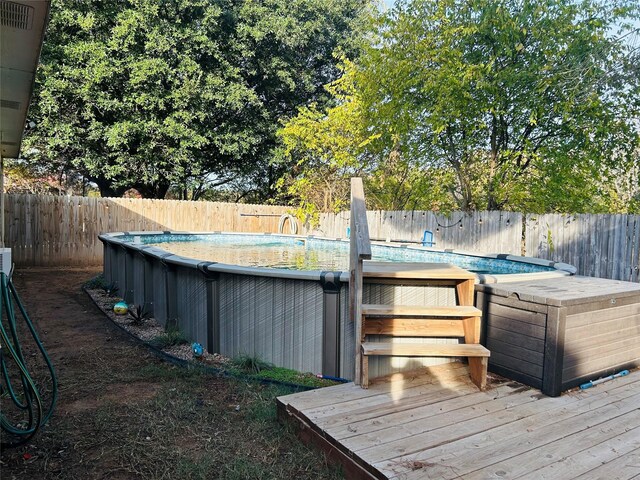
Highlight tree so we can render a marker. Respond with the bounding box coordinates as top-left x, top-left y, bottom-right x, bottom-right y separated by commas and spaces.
24, 0, 367, 198
277, 57, 457, 216
359, 0, 640, 212
280, 0, 640, 213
